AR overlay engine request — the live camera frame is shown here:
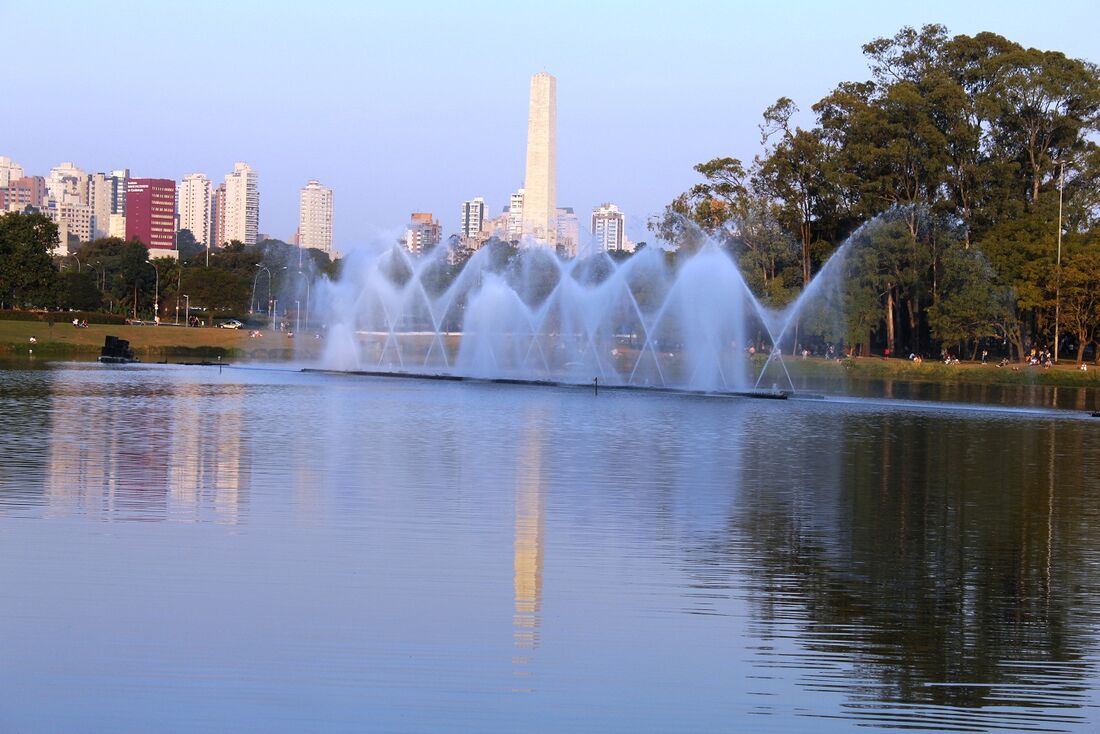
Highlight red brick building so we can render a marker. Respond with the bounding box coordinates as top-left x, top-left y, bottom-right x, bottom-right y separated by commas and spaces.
125, 178, 176, 251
